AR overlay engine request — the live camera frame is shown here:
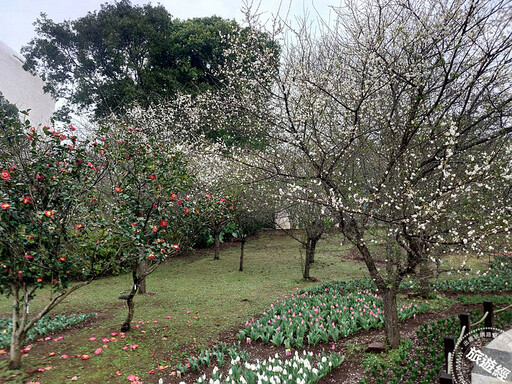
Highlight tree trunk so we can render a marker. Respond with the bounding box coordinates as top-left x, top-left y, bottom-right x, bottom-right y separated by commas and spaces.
309, 237, 319, 263
121, 267, 139, 332
137, 259, 147, 295
417, 263, 432, 298
9, 285, 24, 369
9, 330, 23, 370
214, 229, 221, 260
303, 239, 312, 280
239, 237, 246, 272
382, 287, 400, 349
